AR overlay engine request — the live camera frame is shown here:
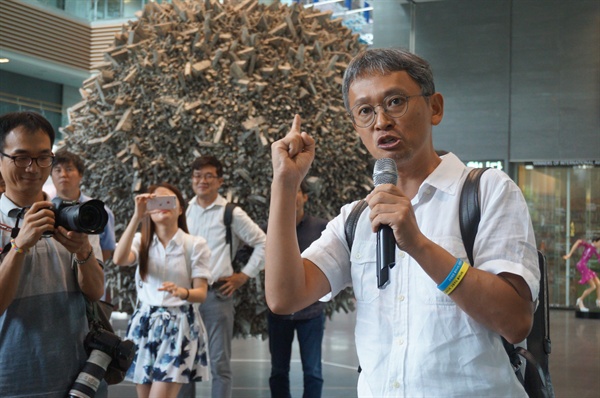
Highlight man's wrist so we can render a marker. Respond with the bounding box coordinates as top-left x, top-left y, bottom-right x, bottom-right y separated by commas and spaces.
75, 246, 94, 265
10, 238, 28, 254
238, 272, 250, 283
